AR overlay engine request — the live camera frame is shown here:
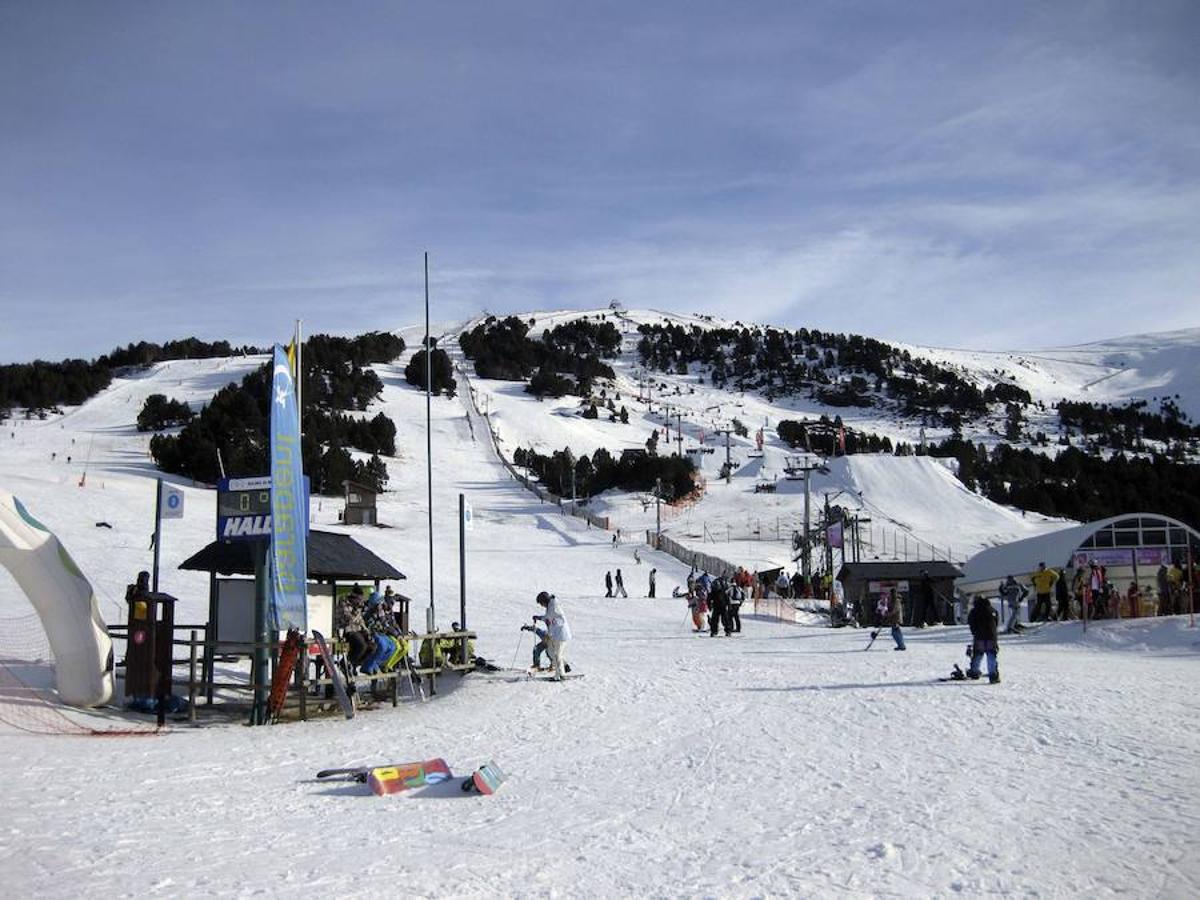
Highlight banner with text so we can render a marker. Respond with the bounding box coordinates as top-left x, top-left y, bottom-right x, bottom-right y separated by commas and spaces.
269, 344, 307, 631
